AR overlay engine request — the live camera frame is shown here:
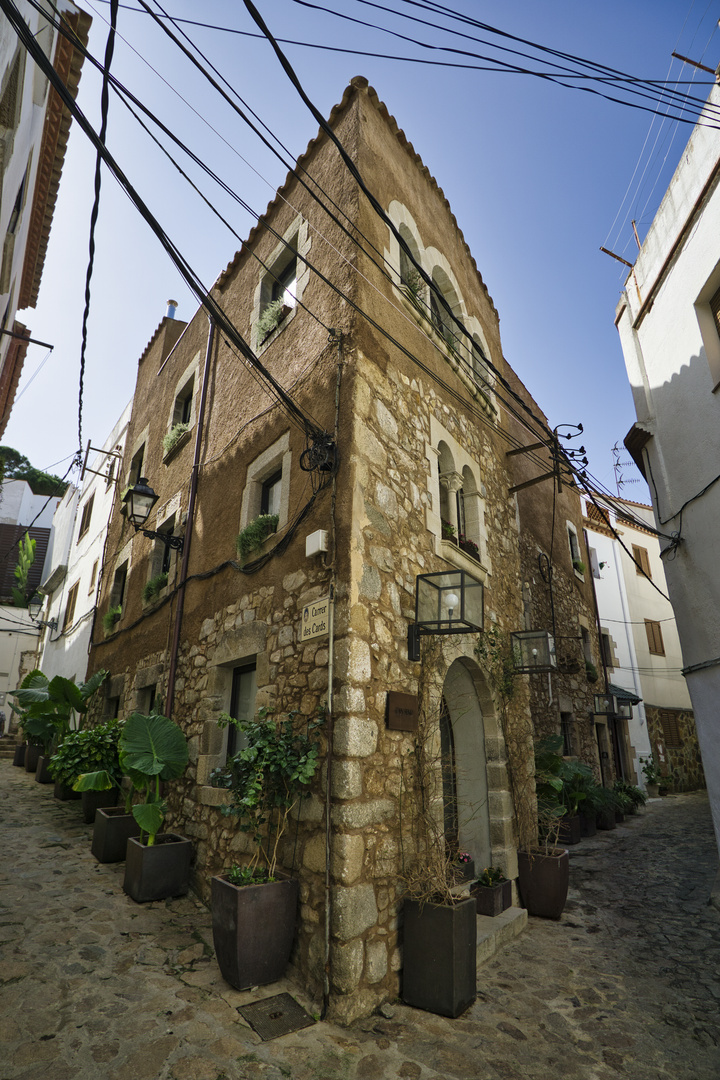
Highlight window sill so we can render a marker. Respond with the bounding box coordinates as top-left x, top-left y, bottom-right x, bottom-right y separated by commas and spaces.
198, 785, 233, 808
256, 305, 295, 352
573, 569, 586, 582
439, 537, 487, 579
163, 427, 192, 464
